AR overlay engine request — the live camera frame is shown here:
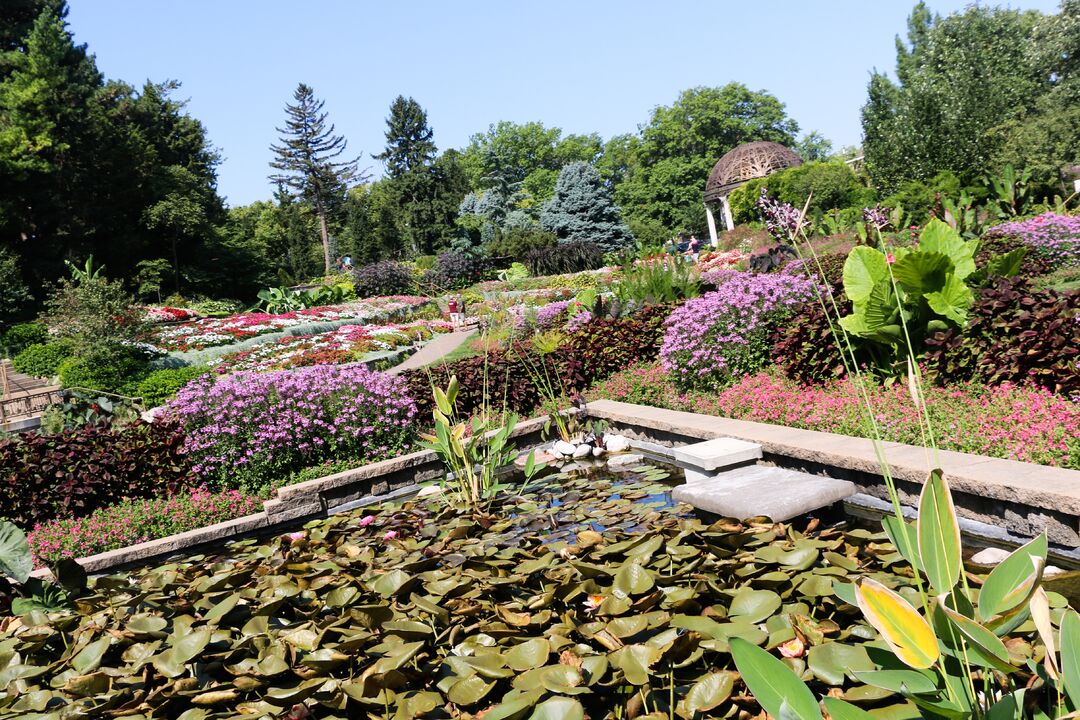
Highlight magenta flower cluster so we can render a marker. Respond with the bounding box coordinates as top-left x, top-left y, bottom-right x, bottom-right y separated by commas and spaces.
167, 364, 417, 485
756, 188, 806, 242
984, 213, 1080, 269
660, 271, 818, 389
28, 486, 263, 567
